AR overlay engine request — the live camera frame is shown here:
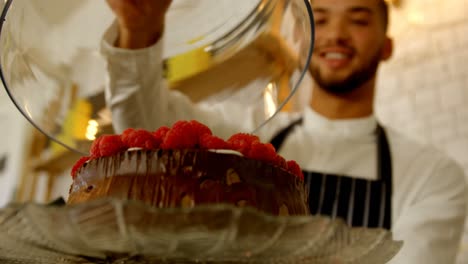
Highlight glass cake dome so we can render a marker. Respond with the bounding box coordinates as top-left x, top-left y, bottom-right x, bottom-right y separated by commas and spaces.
0, 0, 314, 154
